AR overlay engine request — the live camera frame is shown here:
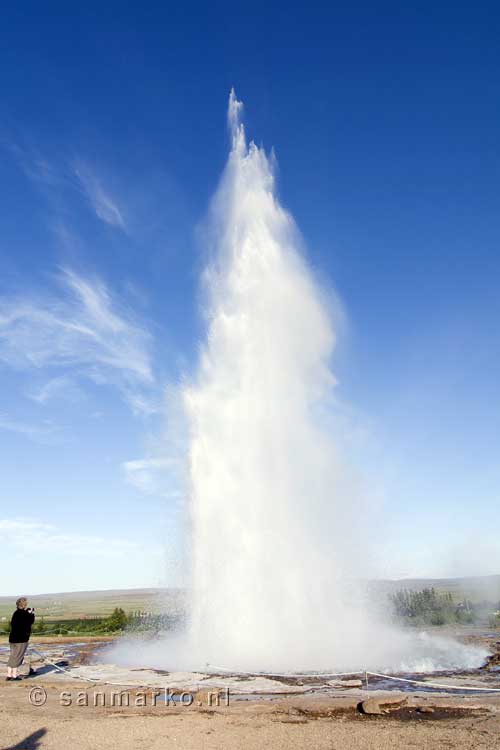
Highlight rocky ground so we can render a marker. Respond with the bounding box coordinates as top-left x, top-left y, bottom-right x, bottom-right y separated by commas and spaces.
2, 680, 500, 750
1, 634, 499, 749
